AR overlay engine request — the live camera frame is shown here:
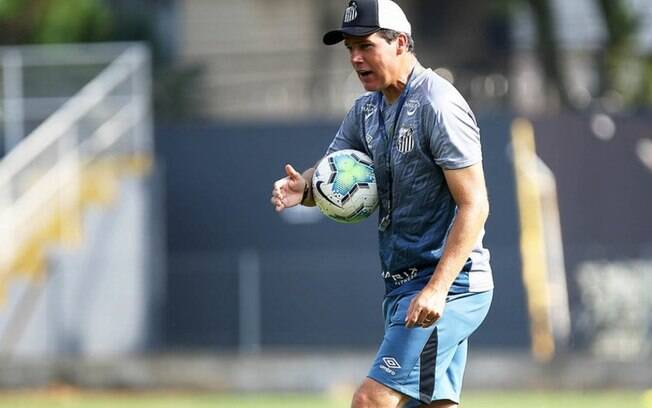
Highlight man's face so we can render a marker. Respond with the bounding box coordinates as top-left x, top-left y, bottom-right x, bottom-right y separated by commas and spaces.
344, 32, 400, 92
